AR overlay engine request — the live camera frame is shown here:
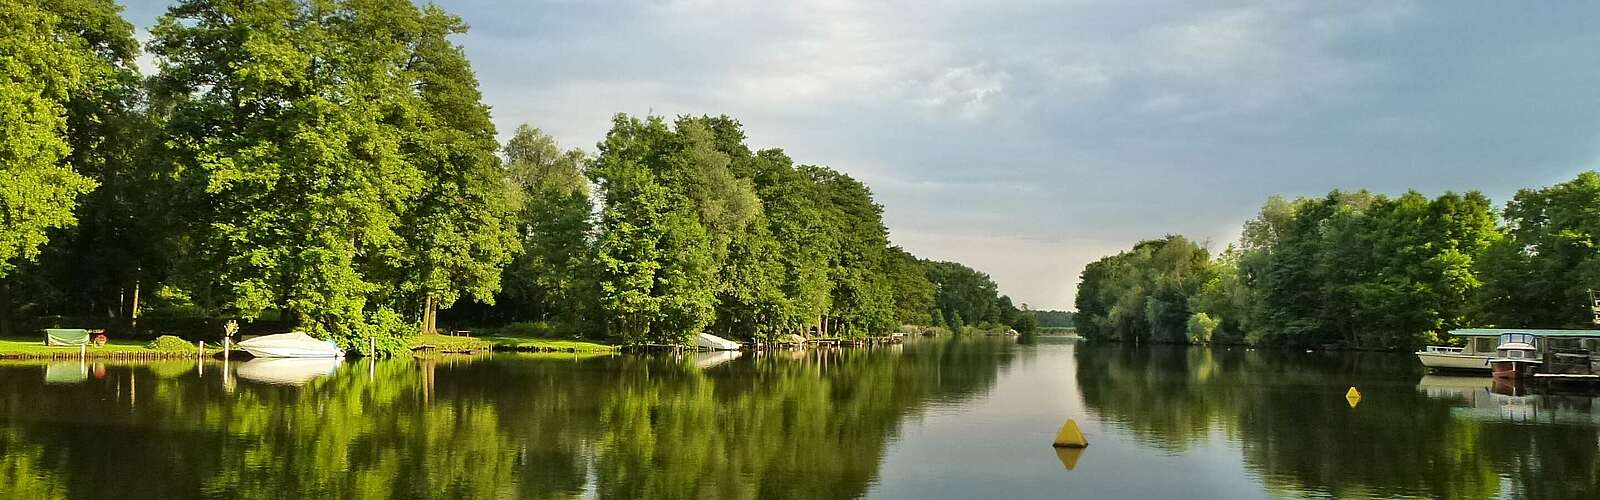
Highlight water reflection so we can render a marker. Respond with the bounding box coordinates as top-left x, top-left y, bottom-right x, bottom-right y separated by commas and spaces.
0, 338, 1015, 499
234, 358, 342, 386
4, 340, 1600, 498
1075, 344, 1600, 499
